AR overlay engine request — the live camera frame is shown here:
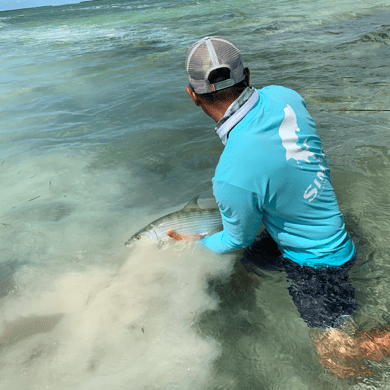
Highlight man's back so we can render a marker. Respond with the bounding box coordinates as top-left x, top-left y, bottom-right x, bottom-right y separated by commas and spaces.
210, 85, 355, 266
